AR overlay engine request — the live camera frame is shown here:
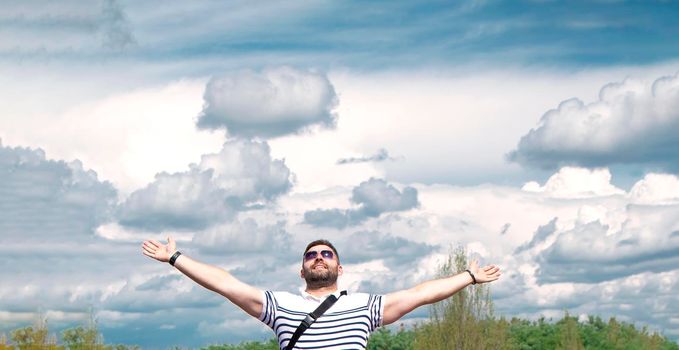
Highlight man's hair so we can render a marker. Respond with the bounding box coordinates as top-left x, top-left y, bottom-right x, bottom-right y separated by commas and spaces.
304, 239, 340, 263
